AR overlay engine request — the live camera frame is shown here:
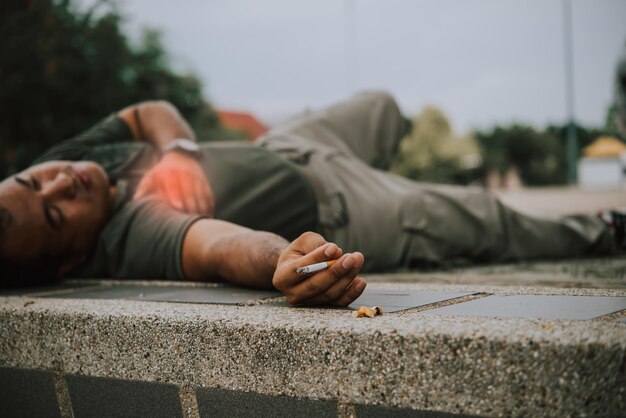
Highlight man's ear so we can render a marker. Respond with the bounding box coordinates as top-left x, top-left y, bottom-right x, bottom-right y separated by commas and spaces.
58, 255, 87, 278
